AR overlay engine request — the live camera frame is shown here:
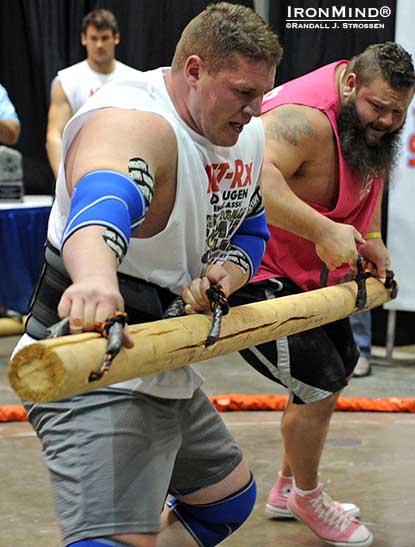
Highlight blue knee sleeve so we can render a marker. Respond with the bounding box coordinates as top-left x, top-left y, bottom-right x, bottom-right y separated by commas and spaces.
167, 475, 256, 547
